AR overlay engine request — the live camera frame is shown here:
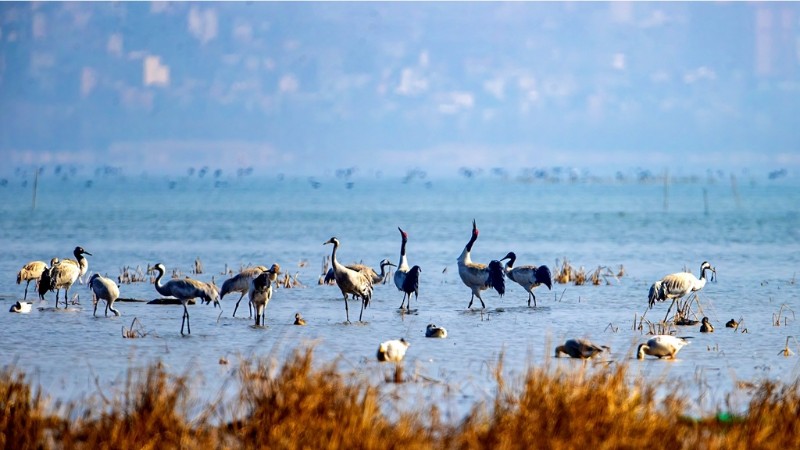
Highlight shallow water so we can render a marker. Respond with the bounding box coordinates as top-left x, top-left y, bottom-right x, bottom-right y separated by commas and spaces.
1, 173, 799, 418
